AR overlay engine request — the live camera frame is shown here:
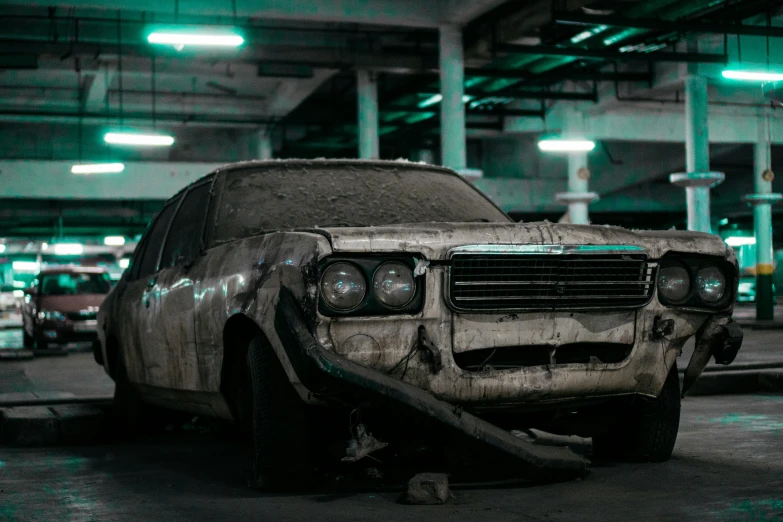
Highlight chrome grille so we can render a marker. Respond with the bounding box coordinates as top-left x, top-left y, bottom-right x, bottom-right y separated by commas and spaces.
449, 252, 655, 310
